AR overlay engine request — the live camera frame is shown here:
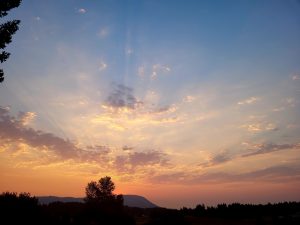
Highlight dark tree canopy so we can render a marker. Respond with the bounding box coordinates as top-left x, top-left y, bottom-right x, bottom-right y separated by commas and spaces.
85, 176, 124, 213
0, 0, 21, 83
85, 176, 116, 203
